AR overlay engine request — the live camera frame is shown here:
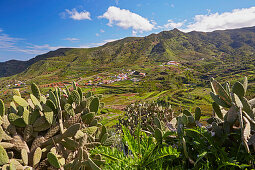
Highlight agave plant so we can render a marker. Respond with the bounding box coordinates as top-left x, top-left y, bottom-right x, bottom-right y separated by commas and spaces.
0, 82, 113, 169
92, 125, 180, 170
